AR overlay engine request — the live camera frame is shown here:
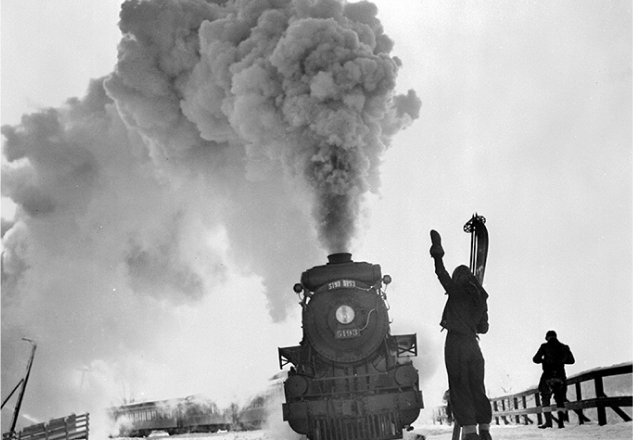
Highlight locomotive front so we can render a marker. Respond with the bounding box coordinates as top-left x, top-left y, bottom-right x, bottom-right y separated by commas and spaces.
278, 253, 423, 440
